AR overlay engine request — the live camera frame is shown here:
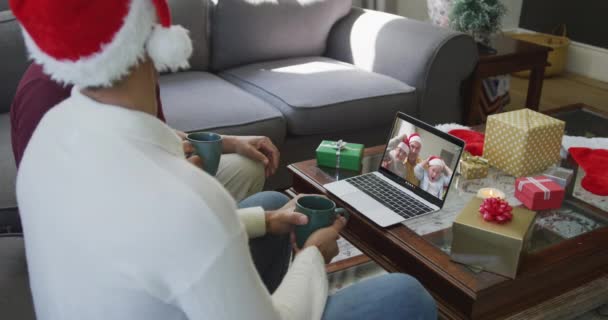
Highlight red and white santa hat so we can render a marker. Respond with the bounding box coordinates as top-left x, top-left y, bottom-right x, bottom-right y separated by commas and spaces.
10, 0, 193, 88
428, 156, 444, 167
408, 133, 423, 146
397, 138, 410, 153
